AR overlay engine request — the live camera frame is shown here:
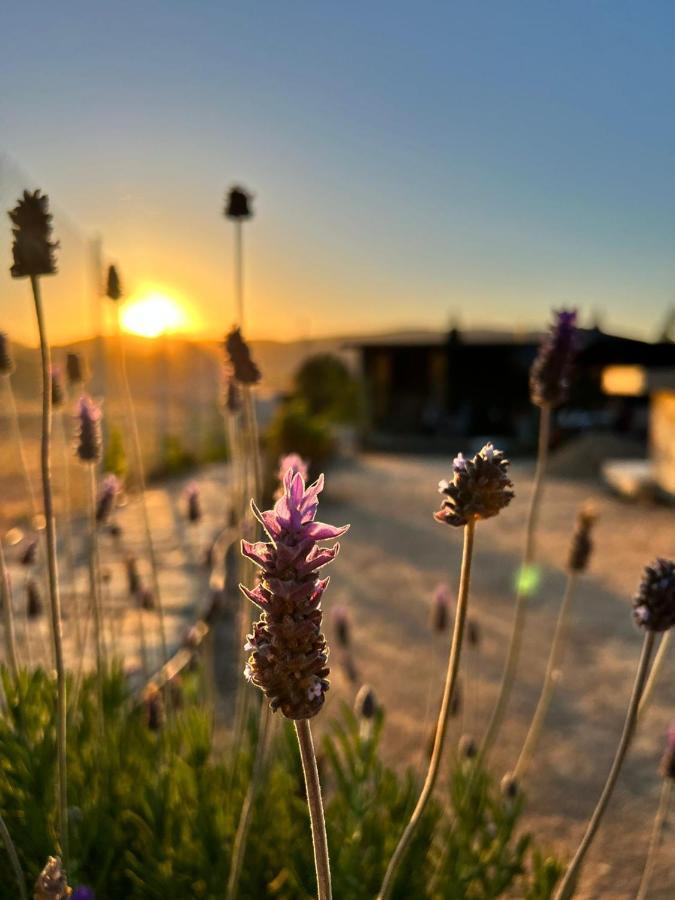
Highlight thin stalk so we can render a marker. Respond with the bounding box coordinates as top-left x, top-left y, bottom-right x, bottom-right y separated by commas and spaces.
379, 520, 476, 900
30, 275, 68, 865
636, 778, 672, 900
0, 540, 19, 677
480, 404, 551, 759
638, 631, 670, 720
56, 411, 83, 657
225, 706, 272, 900
234, 218, 243, 328
86, 465, 105, 676
114, 312, 169, 668
295, 718, 332, 900
0, 812, 27, 900
514, 571, 578, 781
242, 386, 262, 504
554, 631, 656, 900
